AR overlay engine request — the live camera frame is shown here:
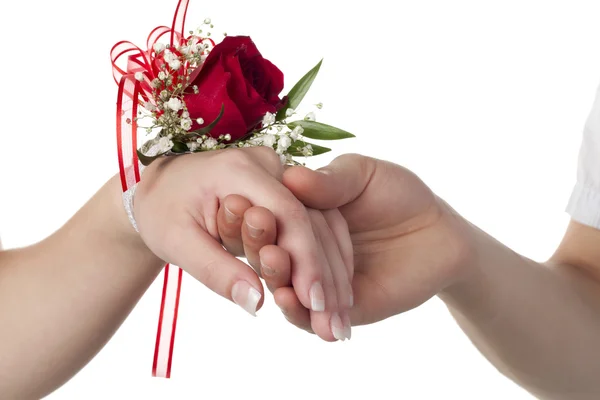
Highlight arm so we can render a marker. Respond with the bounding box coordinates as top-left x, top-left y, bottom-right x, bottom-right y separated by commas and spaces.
439, 219, 600, 400
275, 154, 600, 399
0, 175, 164, 399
